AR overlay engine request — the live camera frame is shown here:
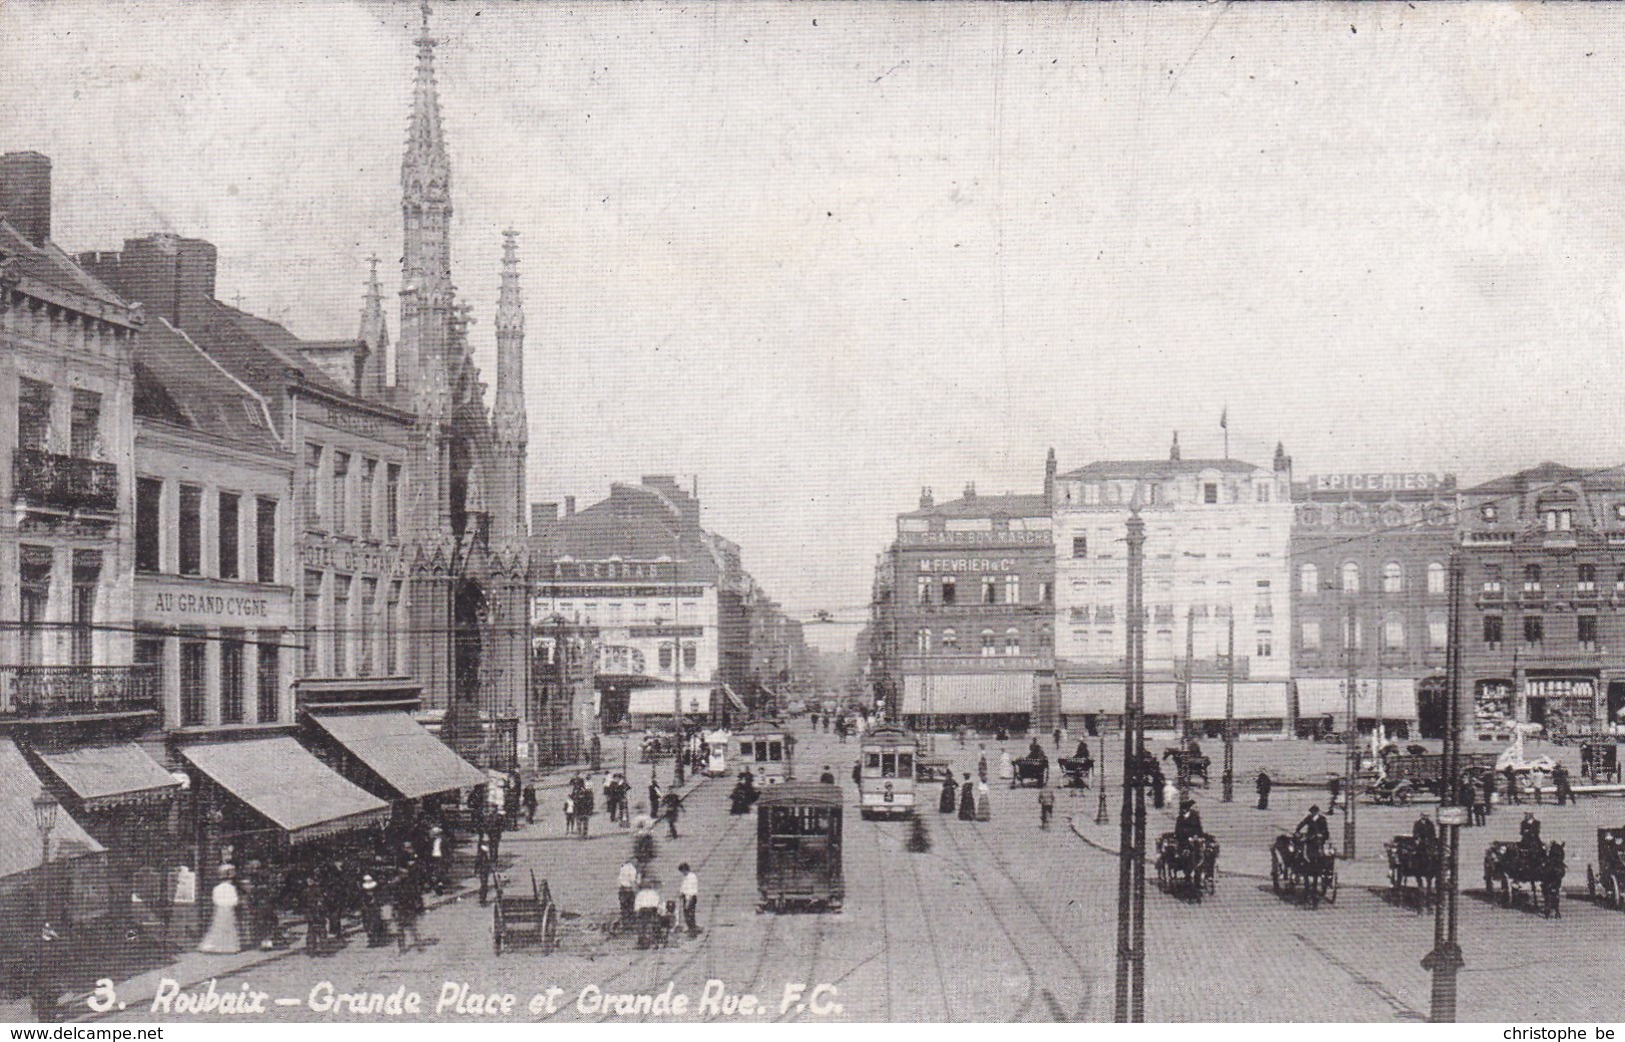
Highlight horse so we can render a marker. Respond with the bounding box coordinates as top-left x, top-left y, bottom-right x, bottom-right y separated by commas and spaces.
1156, 832, 1217, 900
1484, 840, 1566, 918
1271, 834, 1338, 907
1162, 747, 1211, 786
1384, 836, 1438, 910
